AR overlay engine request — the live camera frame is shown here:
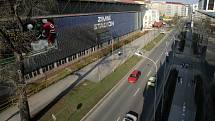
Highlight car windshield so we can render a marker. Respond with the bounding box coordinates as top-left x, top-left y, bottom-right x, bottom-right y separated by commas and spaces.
125, 117, 134, 121
130, 74, 137, 78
